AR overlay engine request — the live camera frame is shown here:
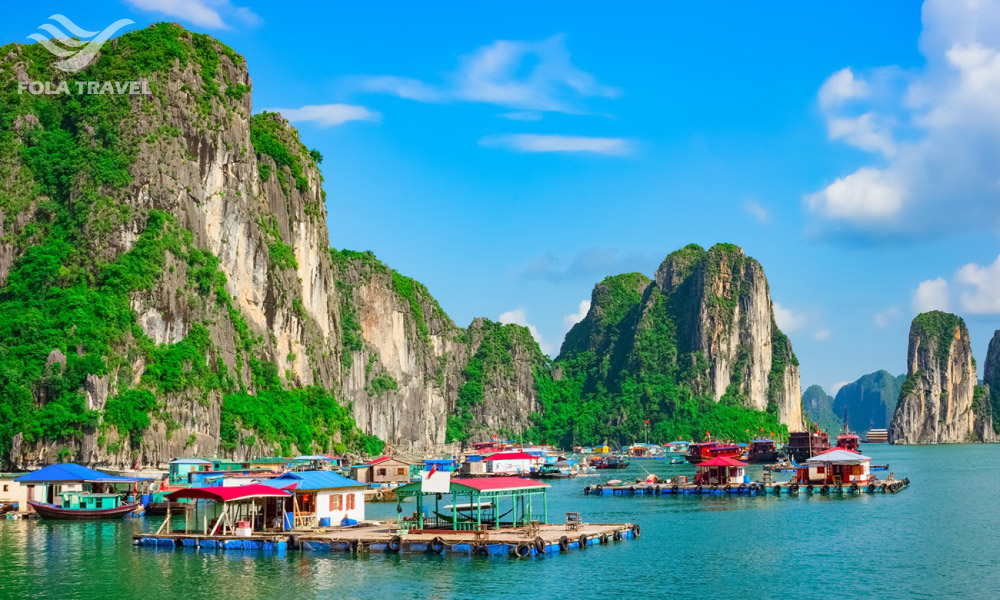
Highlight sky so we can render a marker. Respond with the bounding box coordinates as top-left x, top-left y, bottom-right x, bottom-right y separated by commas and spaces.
4, 1, 1000, 395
